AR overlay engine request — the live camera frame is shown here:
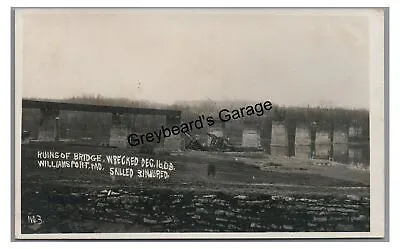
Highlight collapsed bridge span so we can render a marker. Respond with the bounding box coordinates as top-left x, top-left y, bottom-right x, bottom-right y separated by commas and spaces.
22, 99, 182, 152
